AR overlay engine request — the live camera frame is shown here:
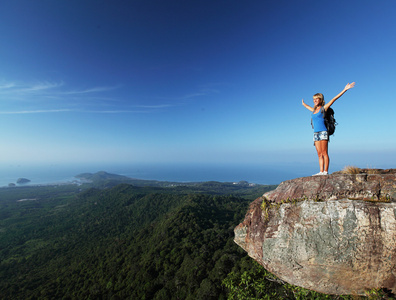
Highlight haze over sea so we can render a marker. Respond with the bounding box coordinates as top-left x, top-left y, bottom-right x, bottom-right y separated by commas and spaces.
0, 162, 329, 188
